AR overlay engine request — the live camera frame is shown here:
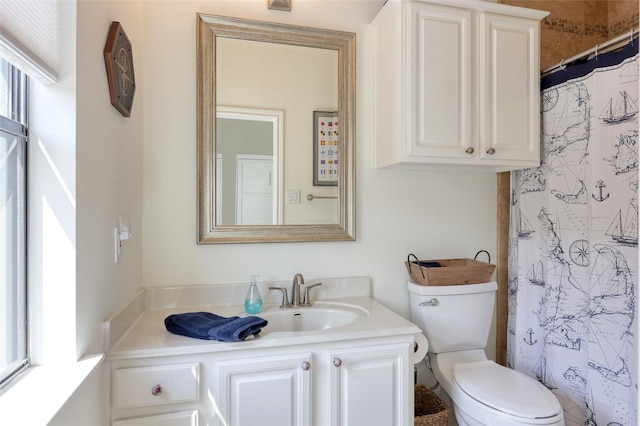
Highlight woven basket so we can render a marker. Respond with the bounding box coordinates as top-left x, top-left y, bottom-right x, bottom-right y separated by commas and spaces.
406, 251, 495, 286
414, 384, 449, 426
